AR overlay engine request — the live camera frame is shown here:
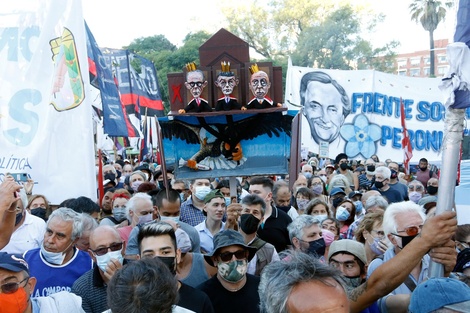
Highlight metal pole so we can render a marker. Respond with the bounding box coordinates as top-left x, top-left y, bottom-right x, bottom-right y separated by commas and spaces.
429, 107, 465, 277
